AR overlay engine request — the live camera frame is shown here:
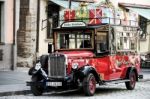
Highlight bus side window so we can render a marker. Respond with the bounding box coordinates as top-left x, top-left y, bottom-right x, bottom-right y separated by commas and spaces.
80, 40, 92, 48
96, 32, 108, 53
